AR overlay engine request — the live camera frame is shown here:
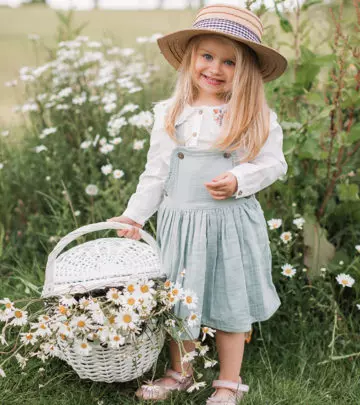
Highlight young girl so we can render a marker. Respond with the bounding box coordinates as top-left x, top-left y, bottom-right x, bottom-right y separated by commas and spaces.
108, 4, 288, 404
